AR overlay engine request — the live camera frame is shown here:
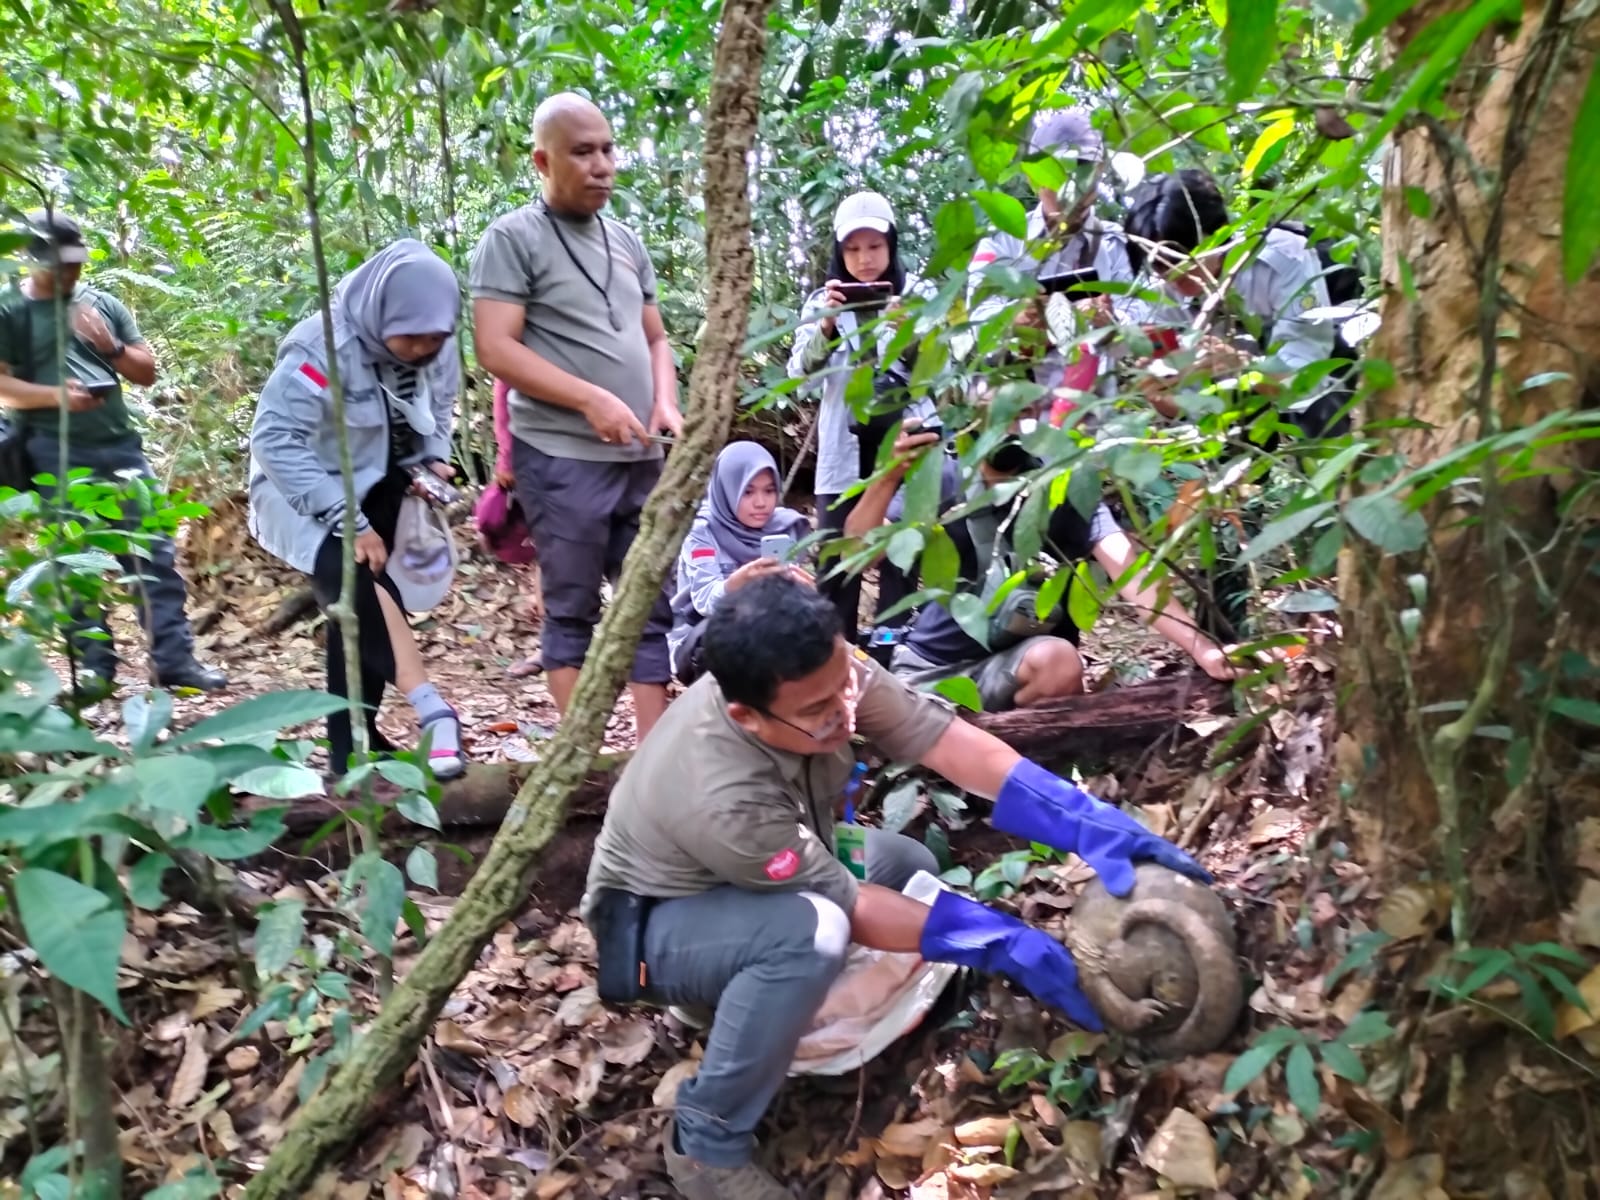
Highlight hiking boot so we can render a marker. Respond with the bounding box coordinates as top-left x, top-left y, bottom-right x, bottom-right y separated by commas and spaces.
157, 660, 228, 692
665, 1141, 791, 1200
